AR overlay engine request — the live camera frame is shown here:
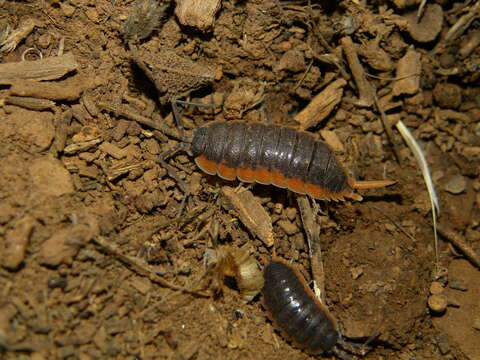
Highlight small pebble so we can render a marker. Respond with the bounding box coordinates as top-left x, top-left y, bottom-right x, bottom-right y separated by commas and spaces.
433, 83, 462, 109
48, 277, 68, 289
429, 281, 444, 295
277, 219, 298, 235
444, 174, 467, 194
473, 317, 480, 331
428, 294, 448, 314
449, 278, 468, 291
437, 341, 450, 355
